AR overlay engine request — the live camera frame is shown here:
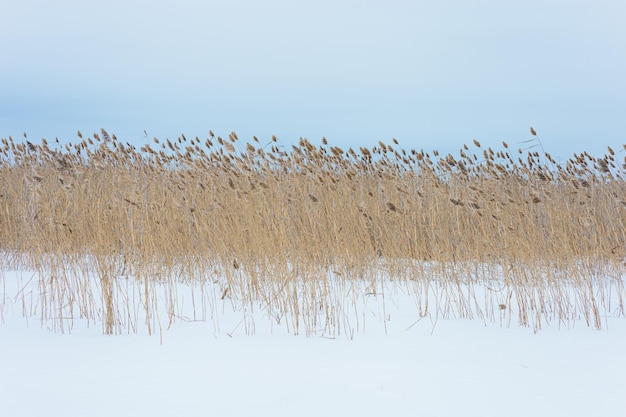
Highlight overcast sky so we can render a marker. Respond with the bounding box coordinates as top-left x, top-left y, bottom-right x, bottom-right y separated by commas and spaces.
1, 0, 625, 158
